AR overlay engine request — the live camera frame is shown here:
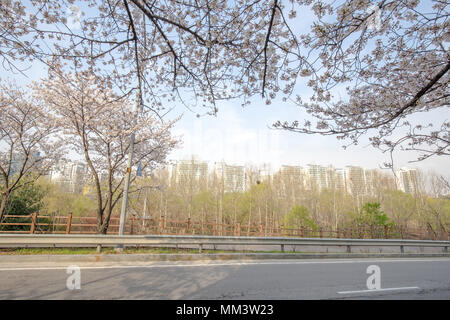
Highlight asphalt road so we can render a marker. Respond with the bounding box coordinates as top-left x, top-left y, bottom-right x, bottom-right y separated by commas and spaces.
0, 258, 449, 299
